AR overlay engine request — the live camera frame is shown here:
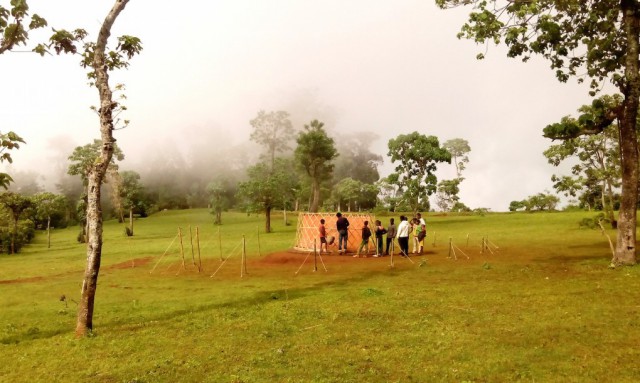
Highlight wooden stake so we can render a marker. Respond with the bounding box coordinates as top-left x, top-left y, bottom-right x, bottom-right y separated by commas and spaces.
314, 240, 318, 272
218, 226, 223, 261
189, 225, 196, 268
241, 235, 247, 277
257, 227, 262, 256
196, 226, 202, 272
178, 227, 185, 275
448, 237, 452, 258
